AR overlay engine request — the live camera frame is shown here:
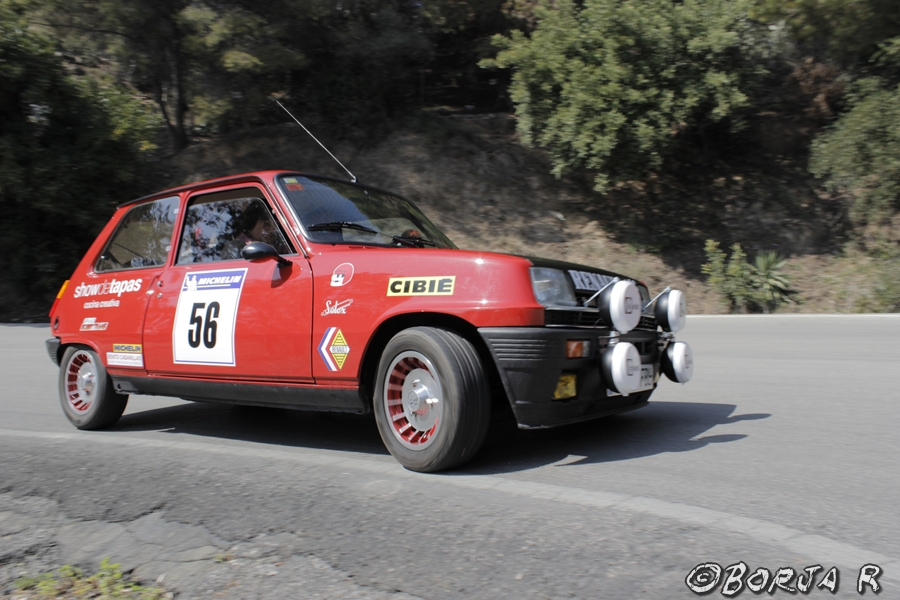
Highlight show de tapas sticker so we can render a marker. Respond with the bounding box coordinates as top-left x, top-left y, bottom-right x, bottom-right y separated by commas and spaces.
387, 276, 455, 296
321, 299, 353, 316
80, 317, 109, 331
318, 327, 350, 371
331, 263, 354, 287
107, 344, 143, 368
172, 268, 247, 366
